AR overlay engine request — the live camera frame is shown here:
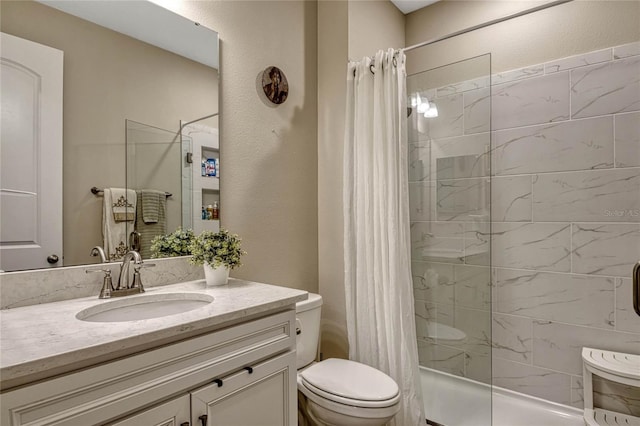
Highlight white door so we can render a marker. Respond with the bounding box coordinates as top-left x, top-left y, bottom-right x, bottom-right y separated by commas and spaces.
0, 32, 63, 271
